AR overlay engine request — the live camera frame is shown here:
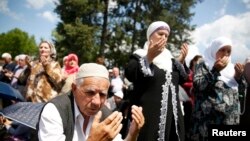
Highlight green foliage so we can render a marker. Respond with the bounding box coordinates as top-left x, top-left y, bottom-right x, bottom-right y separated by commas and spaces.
54, 0, 202, 67
54, 0, 103, 64
0, 28, 38, 58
